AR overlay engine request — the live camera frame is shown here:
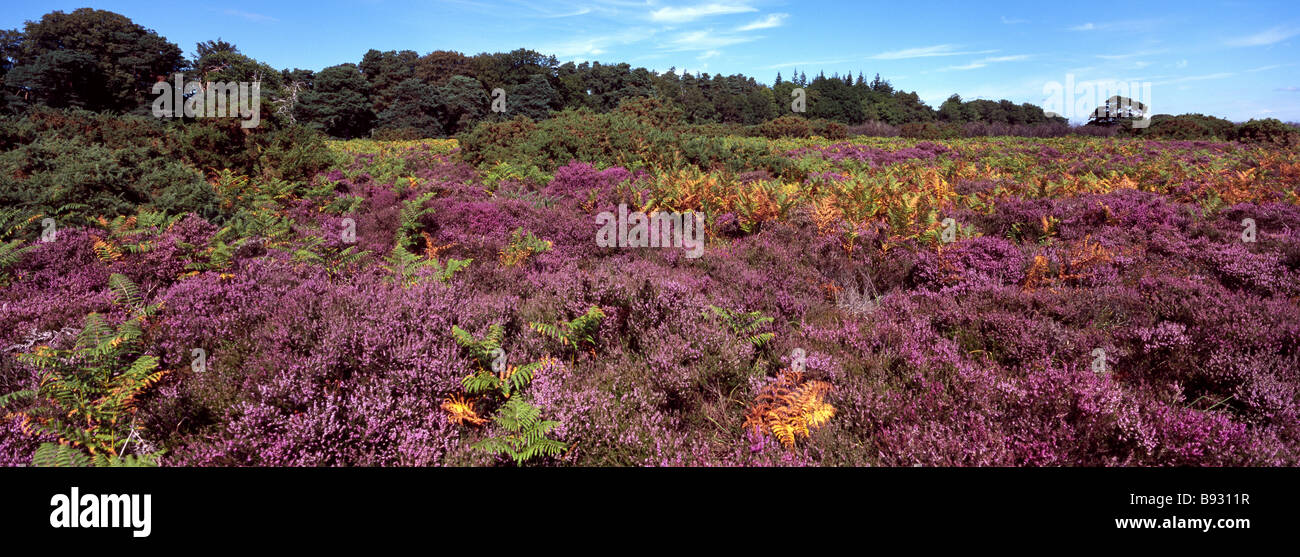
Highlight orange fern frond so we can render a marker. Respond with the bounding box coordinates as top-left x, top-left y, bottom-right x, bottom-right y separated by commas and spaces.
743, 369, 834, 449
441, 394, 487, 426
